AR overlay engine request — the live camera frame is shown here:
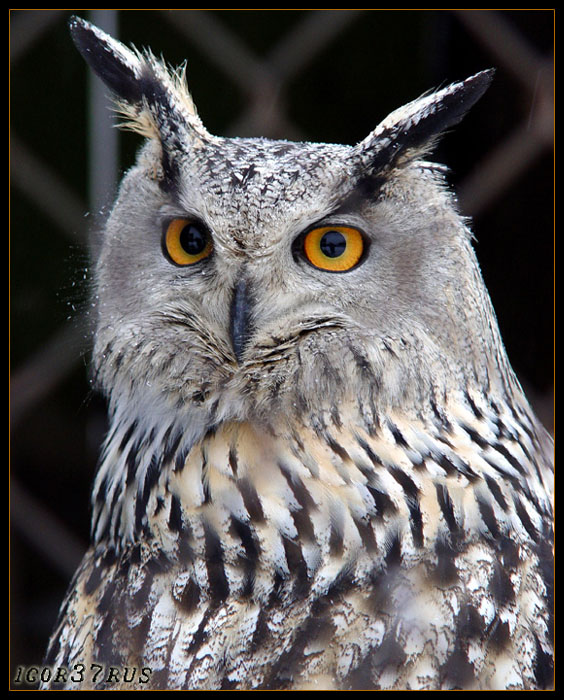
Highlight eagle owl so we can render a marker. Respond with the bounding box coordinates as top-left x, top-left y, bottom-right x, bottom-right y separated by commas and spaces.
43, 17, 554, 690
